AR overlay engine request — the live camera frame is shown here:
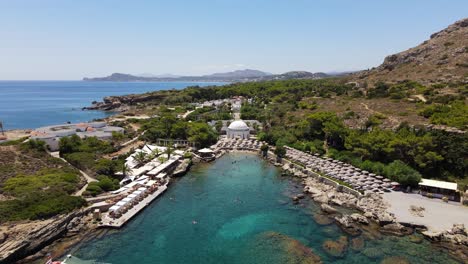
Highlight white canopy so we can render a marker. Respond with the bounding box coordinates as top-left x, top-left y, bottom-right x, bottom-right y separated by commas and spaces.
156, 173, 167, 179
116, 201, 127, 206
198, 148, 214, 153
109, 205, 121, 211
419, 178, 458, 191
